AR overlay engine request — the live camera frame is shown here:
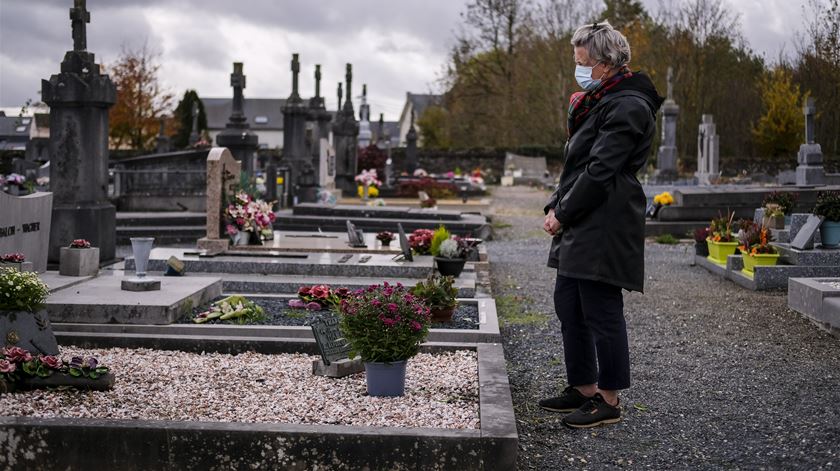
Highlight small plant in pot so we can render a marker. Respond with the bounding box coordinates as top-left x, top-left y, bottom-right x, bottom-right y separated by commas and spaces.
376, 231, 394, 247
762, 204, 786, 230
814, 191, 840, 248
706, 211, 738, 265
59, 239, 100, 277
693, 227, 710, 256
411, 274, 458, 322
738, 221, 779, 275
434, 238, 468, 277
763, 191, 798, 217
338, 282, 431, 397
